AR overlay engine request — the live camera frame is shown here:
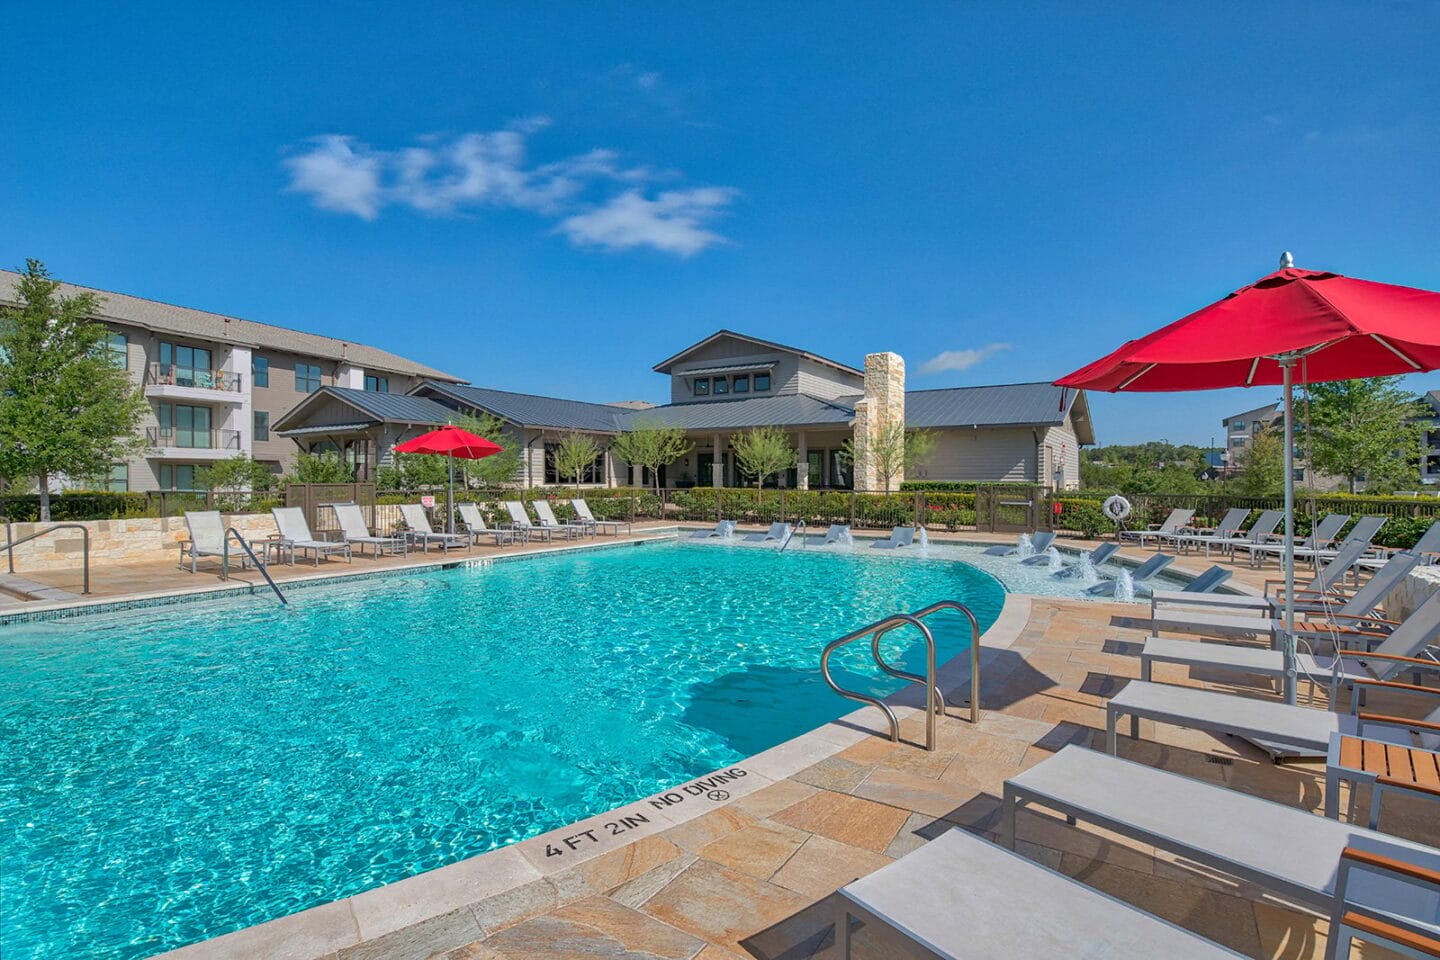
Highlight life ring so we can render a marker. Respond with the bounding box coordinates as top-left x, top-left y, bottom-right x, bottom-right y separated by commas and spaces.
1102, 495, 1132, 522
